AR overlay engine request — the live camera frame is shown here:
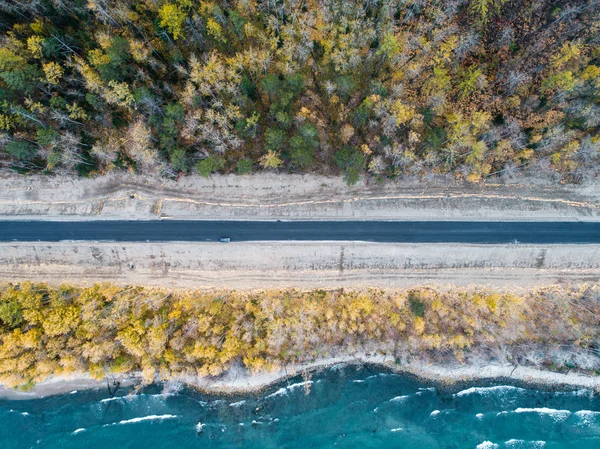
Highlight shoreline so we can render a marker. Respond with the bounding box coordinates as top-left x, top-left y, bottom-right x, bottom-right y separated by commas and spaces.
2, 356, 598, 401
